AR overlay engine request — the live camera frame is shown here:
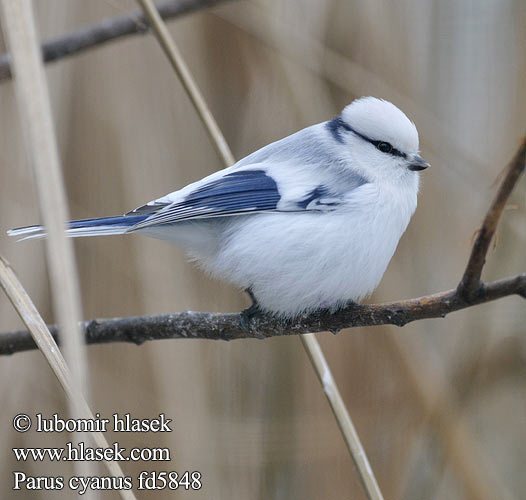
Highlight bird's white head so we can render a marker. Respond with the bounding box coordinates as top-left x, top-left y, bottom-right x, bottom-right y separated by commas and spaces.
328, 97, 429, 181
